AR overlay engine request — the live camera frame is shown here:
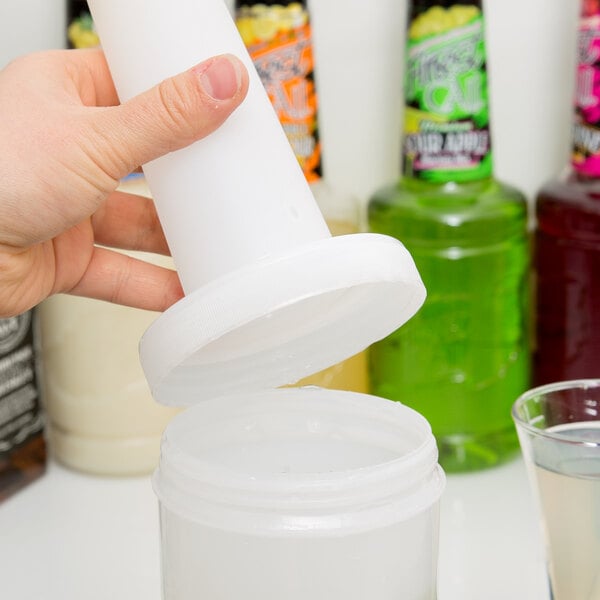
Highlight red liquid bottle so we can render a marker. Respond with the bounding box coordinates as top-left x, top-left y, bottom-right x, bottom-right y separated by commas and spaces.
534, 0, 600, 385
